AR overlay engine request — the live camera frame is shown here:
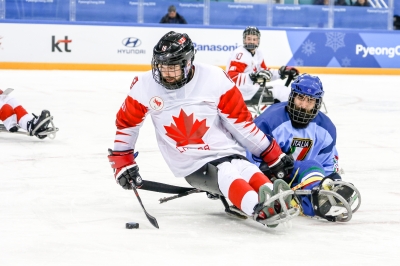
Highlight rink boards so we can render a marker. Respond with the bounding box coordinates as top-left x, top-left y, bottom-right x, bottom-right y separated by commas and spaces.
1, 22, 400, 74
